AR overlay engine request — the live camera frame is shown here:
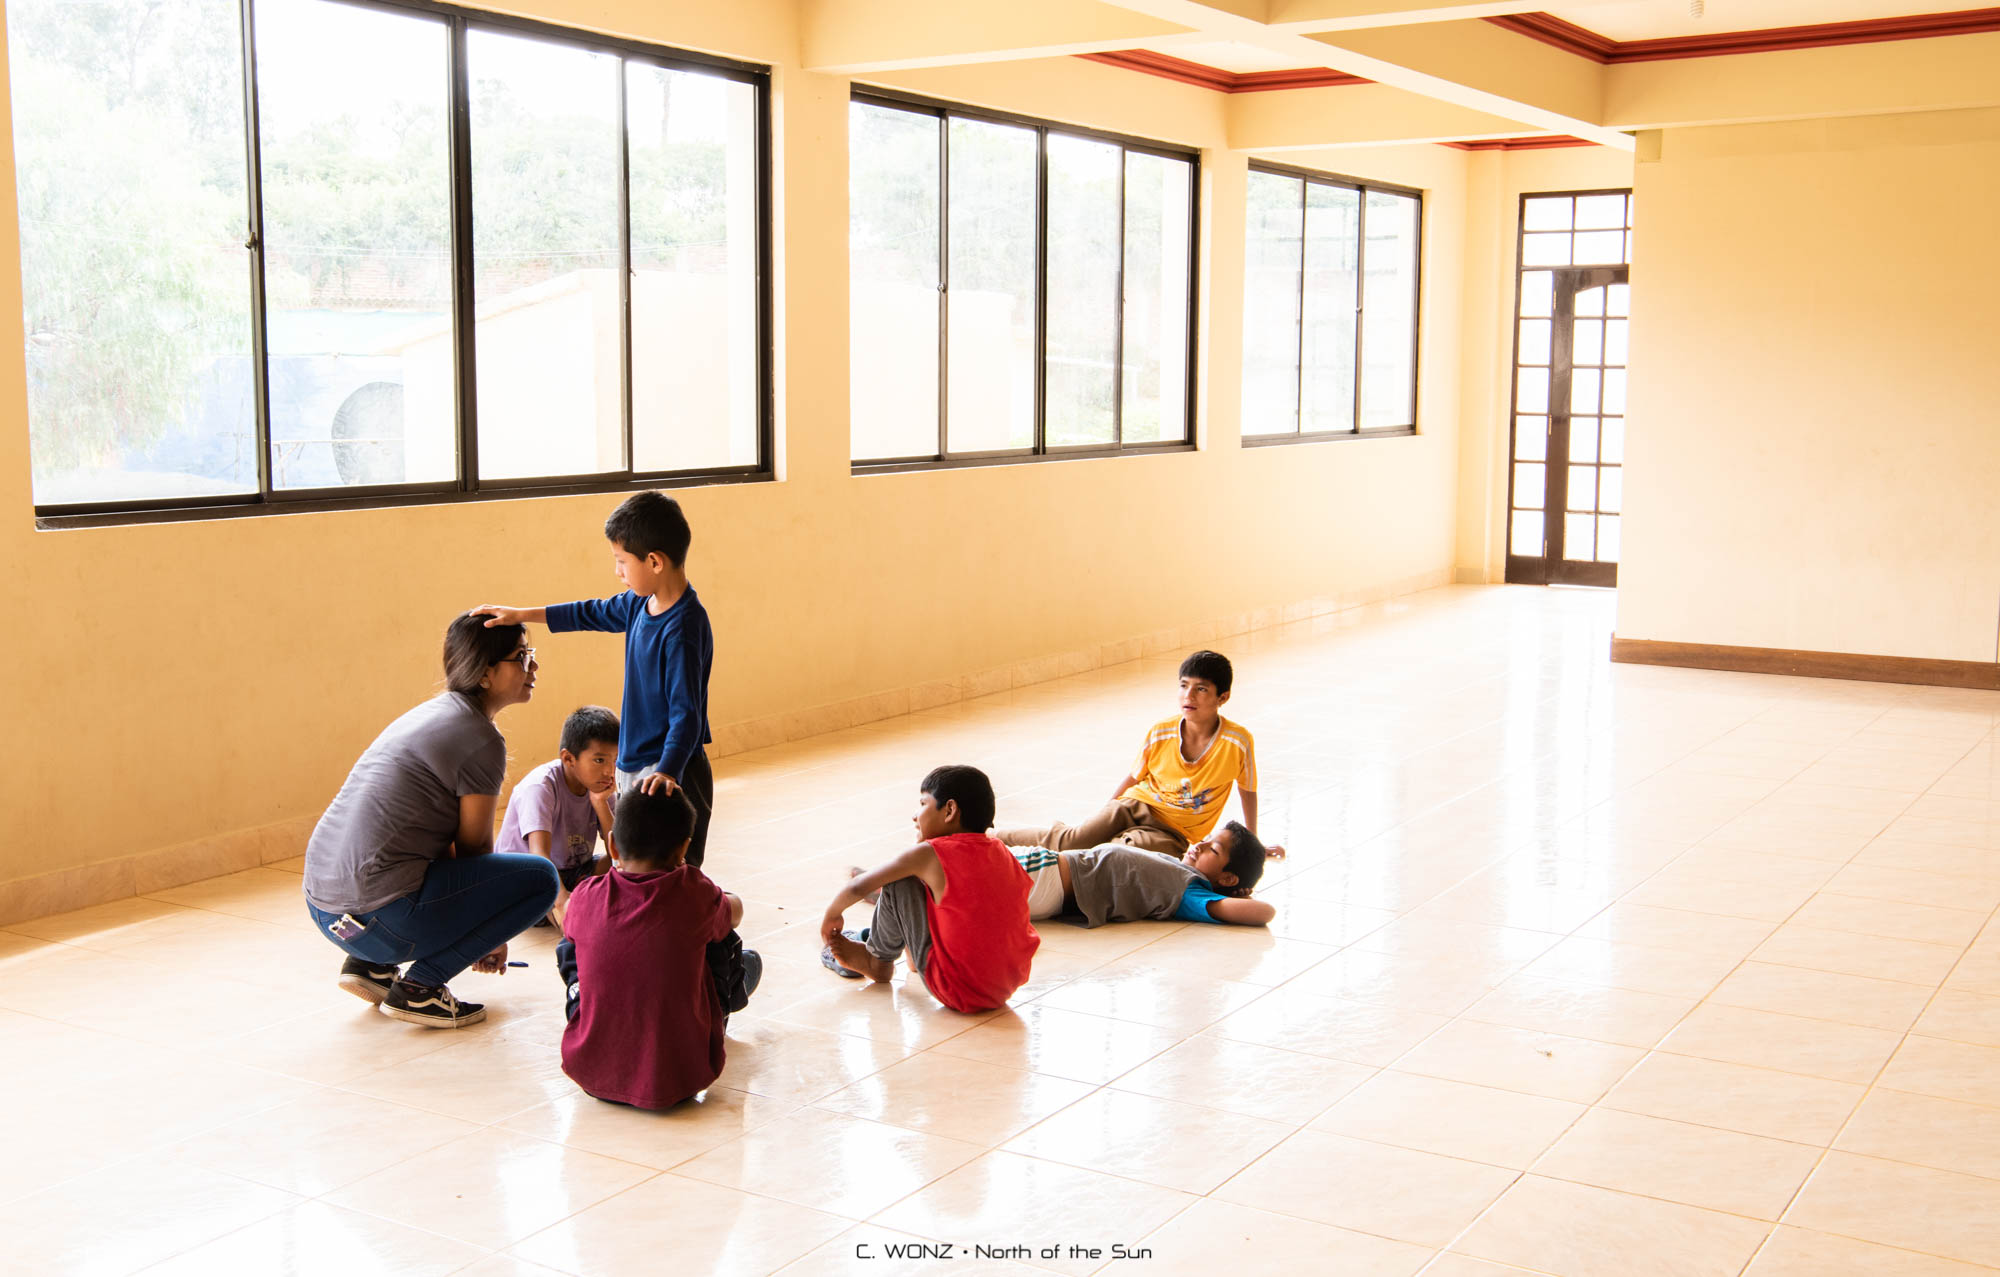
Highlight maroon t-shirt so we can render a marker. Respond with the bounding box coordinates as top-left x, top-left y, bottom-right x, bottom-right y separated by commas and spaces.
560, 865, 731, 1109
